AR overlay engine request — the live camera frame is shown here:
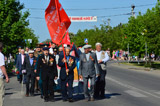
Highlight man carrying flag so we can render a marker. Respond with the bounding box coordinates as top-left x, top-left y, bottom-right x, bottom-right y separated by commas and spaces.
45, 0, 72, 102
